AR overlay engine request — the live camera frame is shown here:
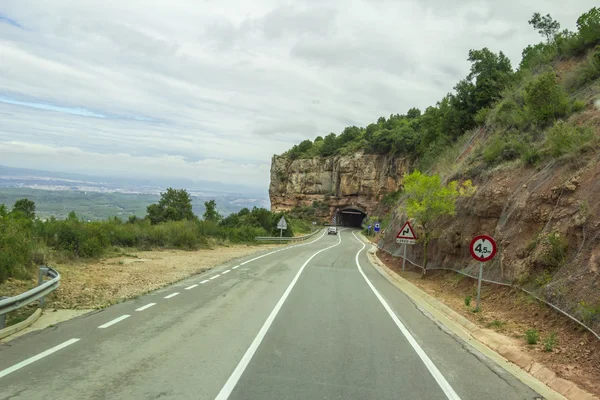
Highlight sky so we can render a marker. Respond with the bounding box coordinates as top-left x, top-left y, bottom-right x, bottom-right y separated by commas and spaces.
0, 1, 597, 192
